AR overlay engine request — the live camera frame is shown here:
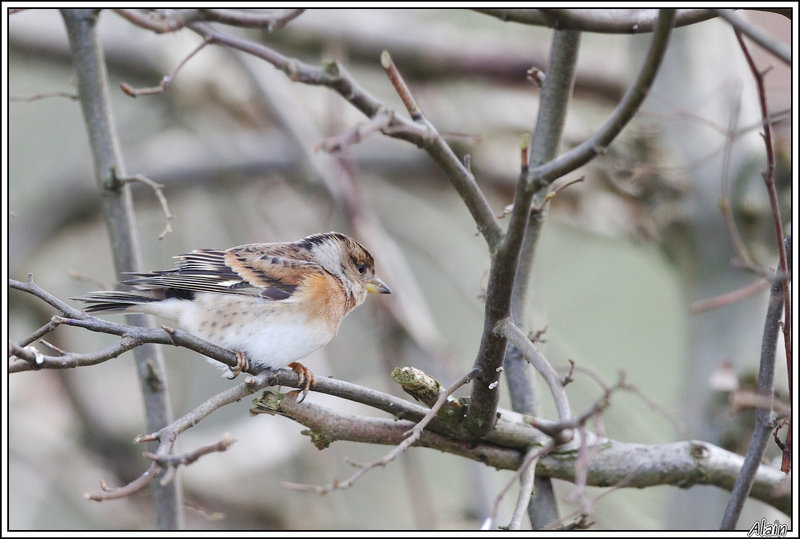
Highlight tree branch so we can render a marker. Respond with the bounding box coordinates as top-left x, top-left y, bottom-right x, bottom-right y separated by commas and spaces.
60, 8, 180, 527
720, 267, 786, 529
250, 392, 791, 514
275, 368, 480, 494
499, 319, 572, 425
735, 31, 792, 406
475, 8, 714, 34
184, 22, 504, 251
527, 9, 676, 191
114, 8, 305, 33
9, 278, 790, 514
717, 9, 791, 65
379, 51, 504, 250
465, 27, 581, 438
